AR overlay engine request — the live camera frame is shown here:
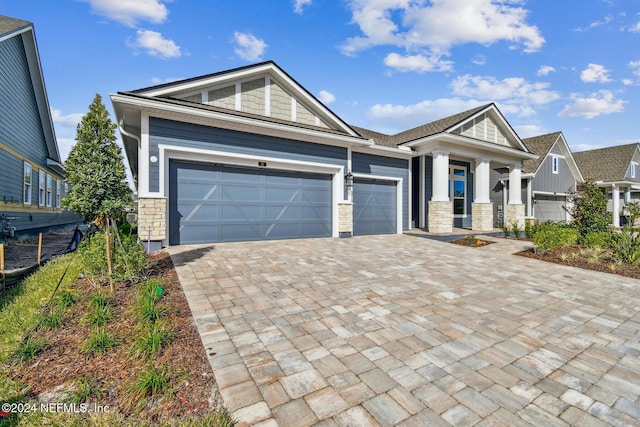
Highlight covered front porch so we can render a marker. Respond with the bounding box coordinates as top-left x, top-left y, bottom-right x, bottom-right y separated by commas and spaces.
409, 134, 537, 234
601, 181, 640, 227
